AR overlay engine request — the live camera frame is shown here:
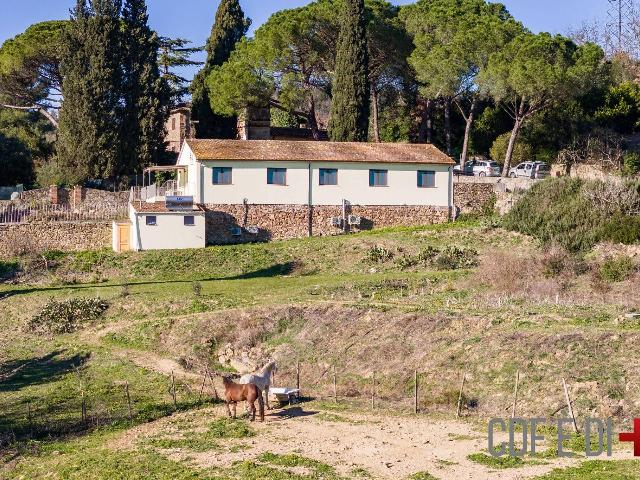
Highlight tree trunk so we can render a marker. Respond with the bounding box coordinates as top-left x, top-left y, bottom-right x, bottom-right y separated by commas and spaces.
417, 98, 433, 143
444, 97, 452, 156
308, 98, 321, 141
502, 120, 522, 177
460, 97, 477, 165
371, 83, 381, 143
